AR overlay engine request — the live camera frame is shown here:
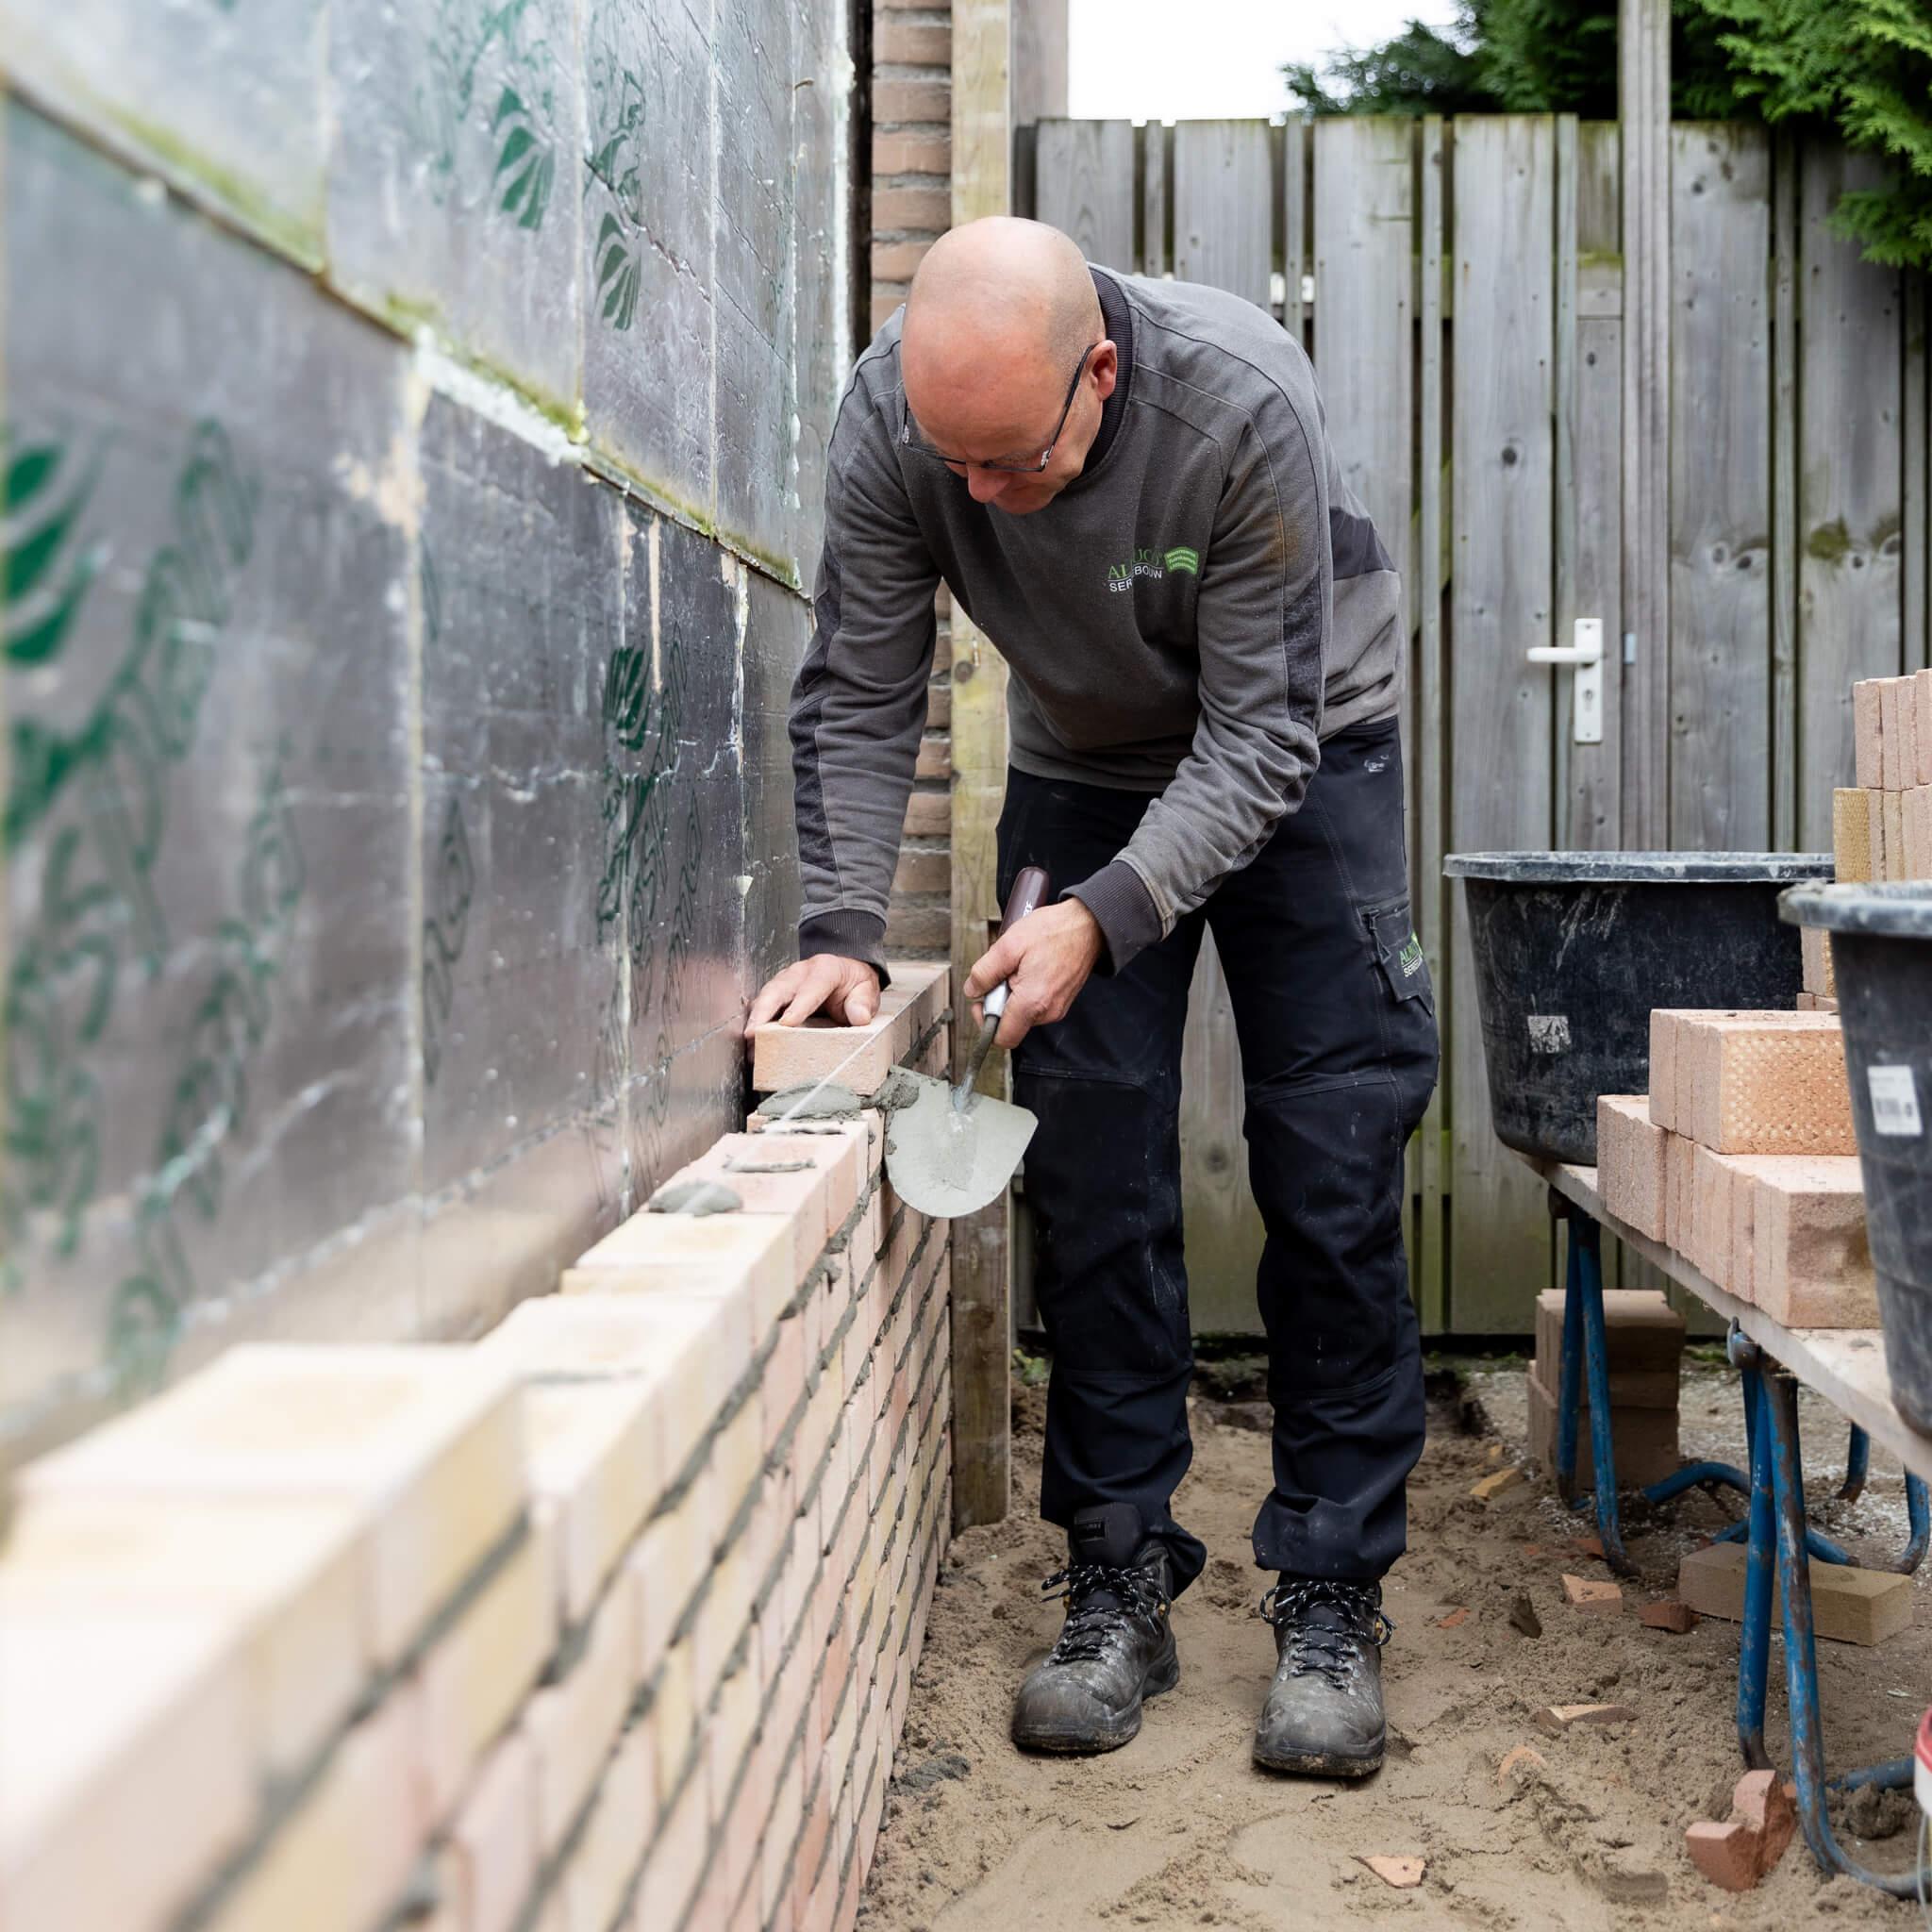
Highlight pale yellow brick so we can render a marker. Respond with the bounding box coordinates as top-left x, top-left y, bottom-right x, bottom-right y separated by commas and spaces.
625, 1478, 713, 1685
523, 1591, 634, 1857
711, 1394, 768, 1524
571, 1212, 795, 1336
0, 1607, 255, 1932
750, 963, 950, 1097
415, 1515, 558, 1821
560, 1724, 652, 1932
18, 1345, 524, 1665
649, 1641, 700, 1799
202, 1689, 427, 1932
448, 1730, 540, 1932
0, 1492, 363, 1781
